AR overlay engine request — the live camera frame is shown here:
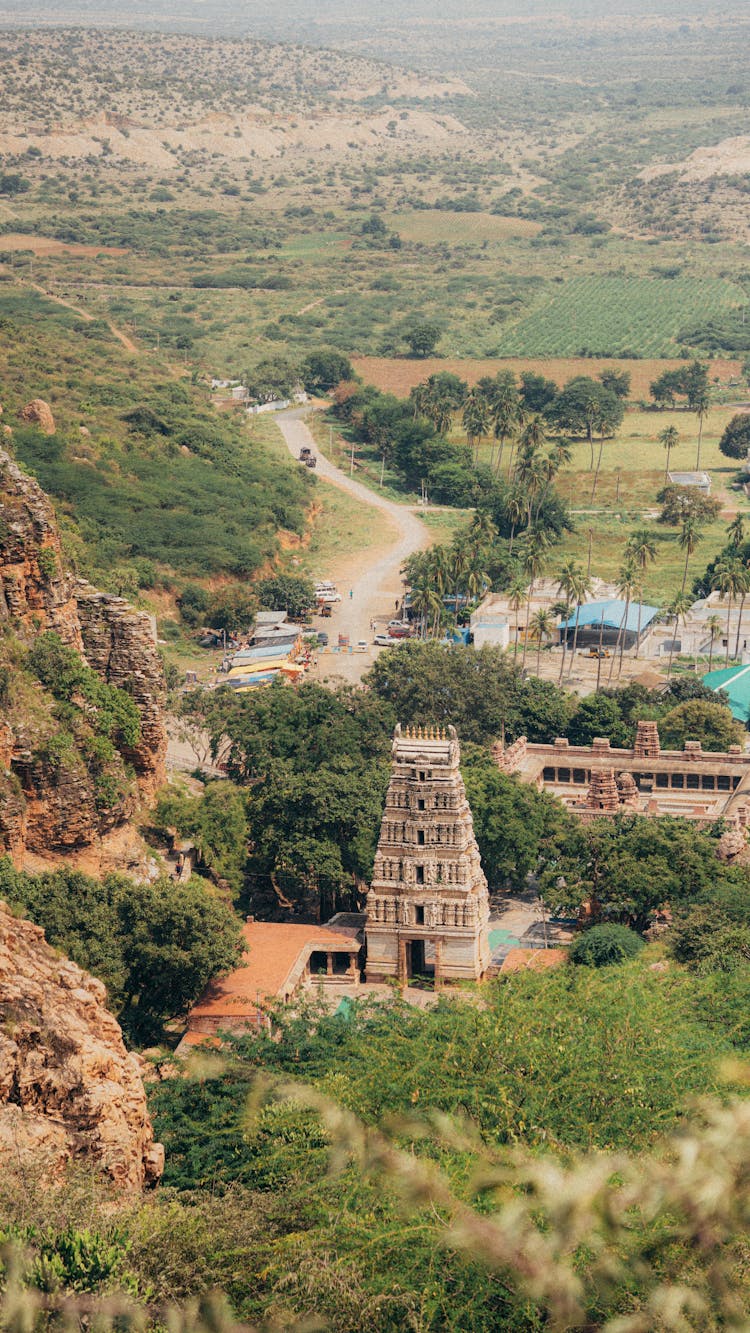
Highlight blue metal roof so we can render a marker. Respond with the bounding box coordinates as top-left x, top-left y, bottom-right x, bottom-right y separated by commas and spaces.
560, 599, 659, 633
232, 643, 292, 663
